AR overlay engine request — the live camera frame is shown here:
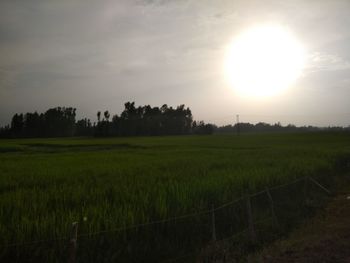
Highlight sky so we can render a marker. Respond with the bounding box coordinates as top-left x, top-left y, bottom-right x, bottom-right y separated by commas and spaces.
1, 0, 350, 127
